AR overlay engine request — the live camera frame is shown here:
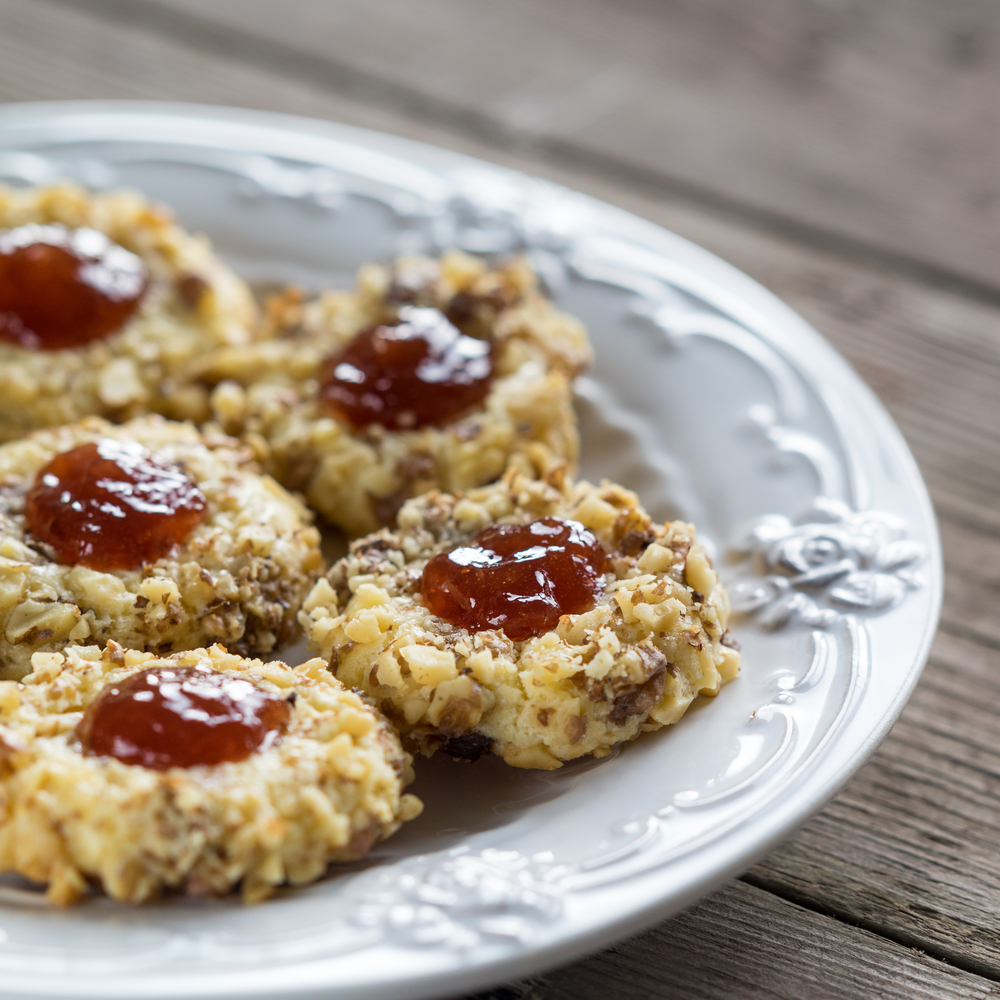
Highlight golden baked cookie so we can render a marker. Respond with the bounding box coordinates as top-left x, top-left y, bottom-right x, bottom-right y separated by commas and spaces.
0, 183, 256, 442
0, 415, 323, 679
0, 643, 422, 904
198, 251, 591, 537
301, 468, 740, 770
